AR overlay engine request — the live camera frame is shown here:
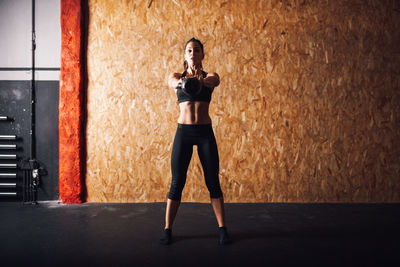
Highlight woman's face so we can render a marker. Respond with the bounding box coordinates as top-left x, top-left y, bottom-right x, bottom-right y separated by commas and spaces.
185, 41, 204, 66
